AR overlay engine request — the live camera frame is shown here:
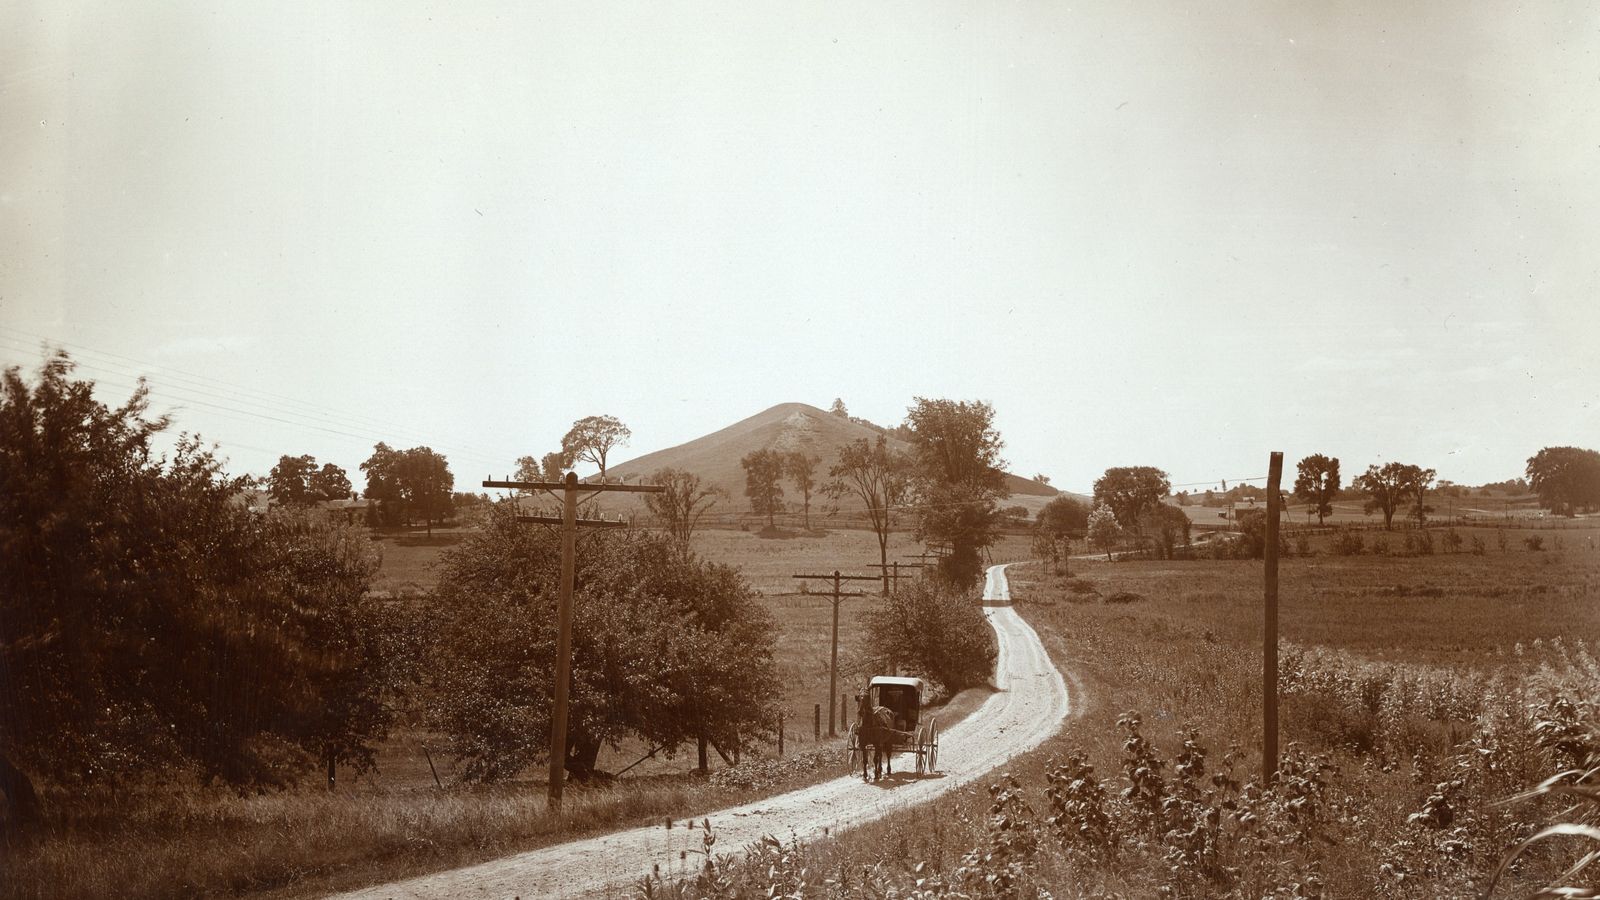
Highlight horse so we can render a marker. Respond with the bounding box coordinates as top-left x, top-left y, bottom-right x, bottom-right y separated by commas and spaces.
854, 693, 898, 781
